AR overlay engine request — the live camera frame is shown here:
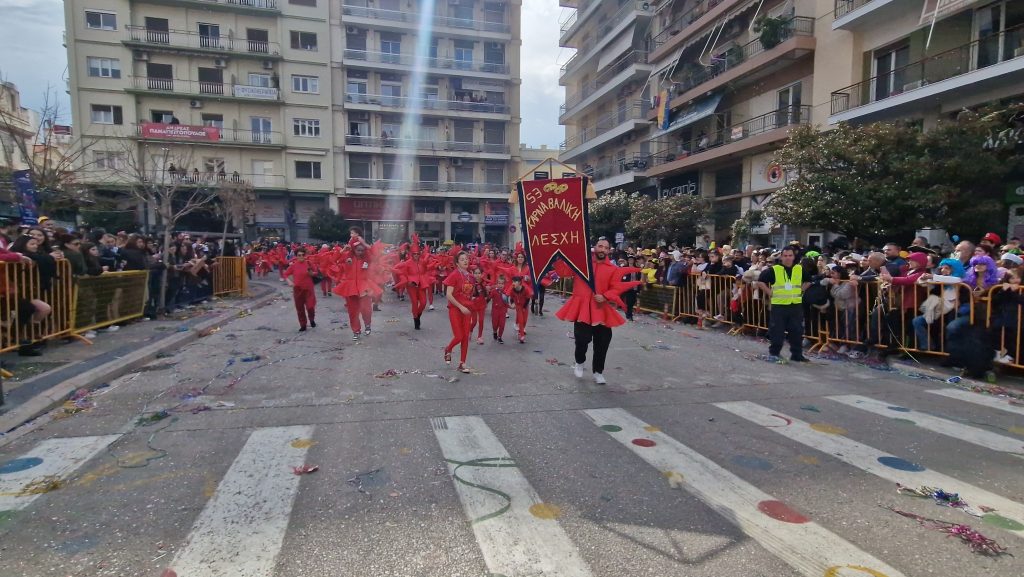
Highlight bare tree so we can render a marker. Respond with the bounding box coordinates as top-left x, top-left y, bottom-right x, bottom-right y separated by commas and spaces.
216, 178, 256, 246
